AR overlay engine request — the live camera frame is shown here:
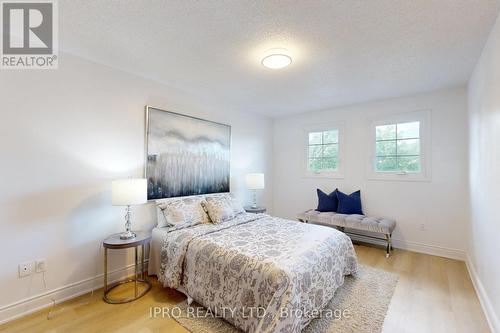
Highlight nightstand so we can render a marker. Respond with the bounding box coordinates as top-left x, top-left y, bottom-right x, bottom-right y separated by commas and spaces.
244, 206, 267, 214
102, 231, 152, 304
